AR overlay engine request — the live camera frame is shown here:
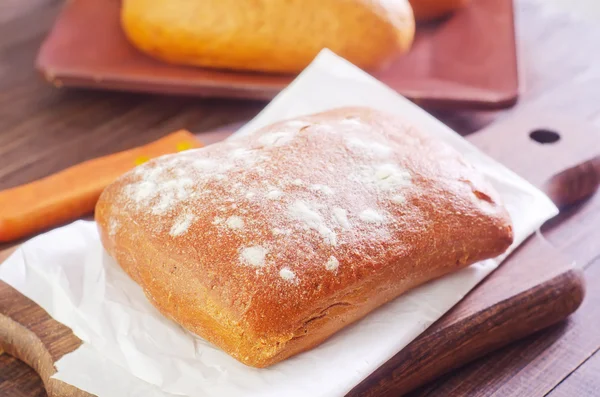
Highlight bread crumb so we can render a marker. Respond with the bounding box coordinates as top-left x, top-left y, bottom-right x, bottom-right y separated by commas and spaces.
291, 179, 303, 186
359, 209, 385, 224
332, 207, 351, 229
170, 213, 196, 236
326, 256, 339, 271
279, 267, 297, 282
245, 192, 255, 199
226, 216, 244, 230
240, 246, 268, 267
